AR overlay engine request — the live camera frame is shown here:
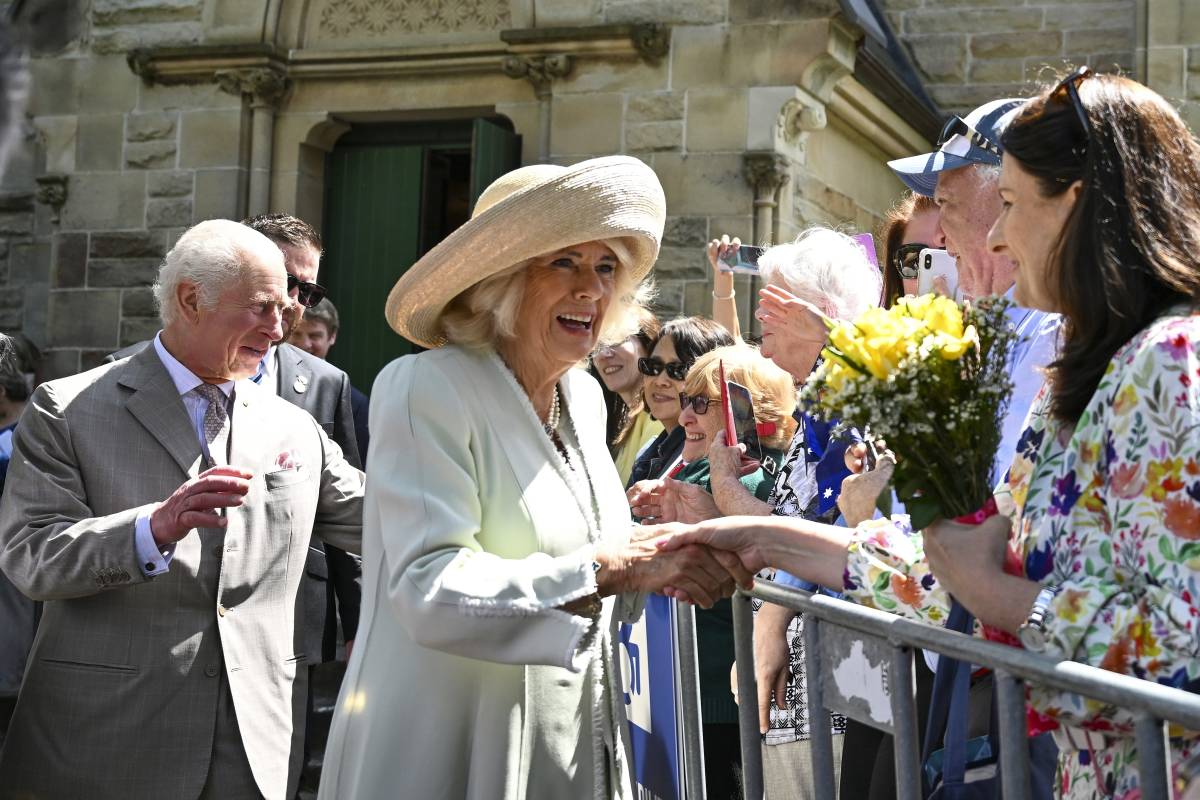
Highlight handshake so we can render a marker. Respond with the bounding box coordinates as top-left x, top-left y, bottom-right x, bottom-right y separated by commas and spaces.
592, 519, 770, 608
